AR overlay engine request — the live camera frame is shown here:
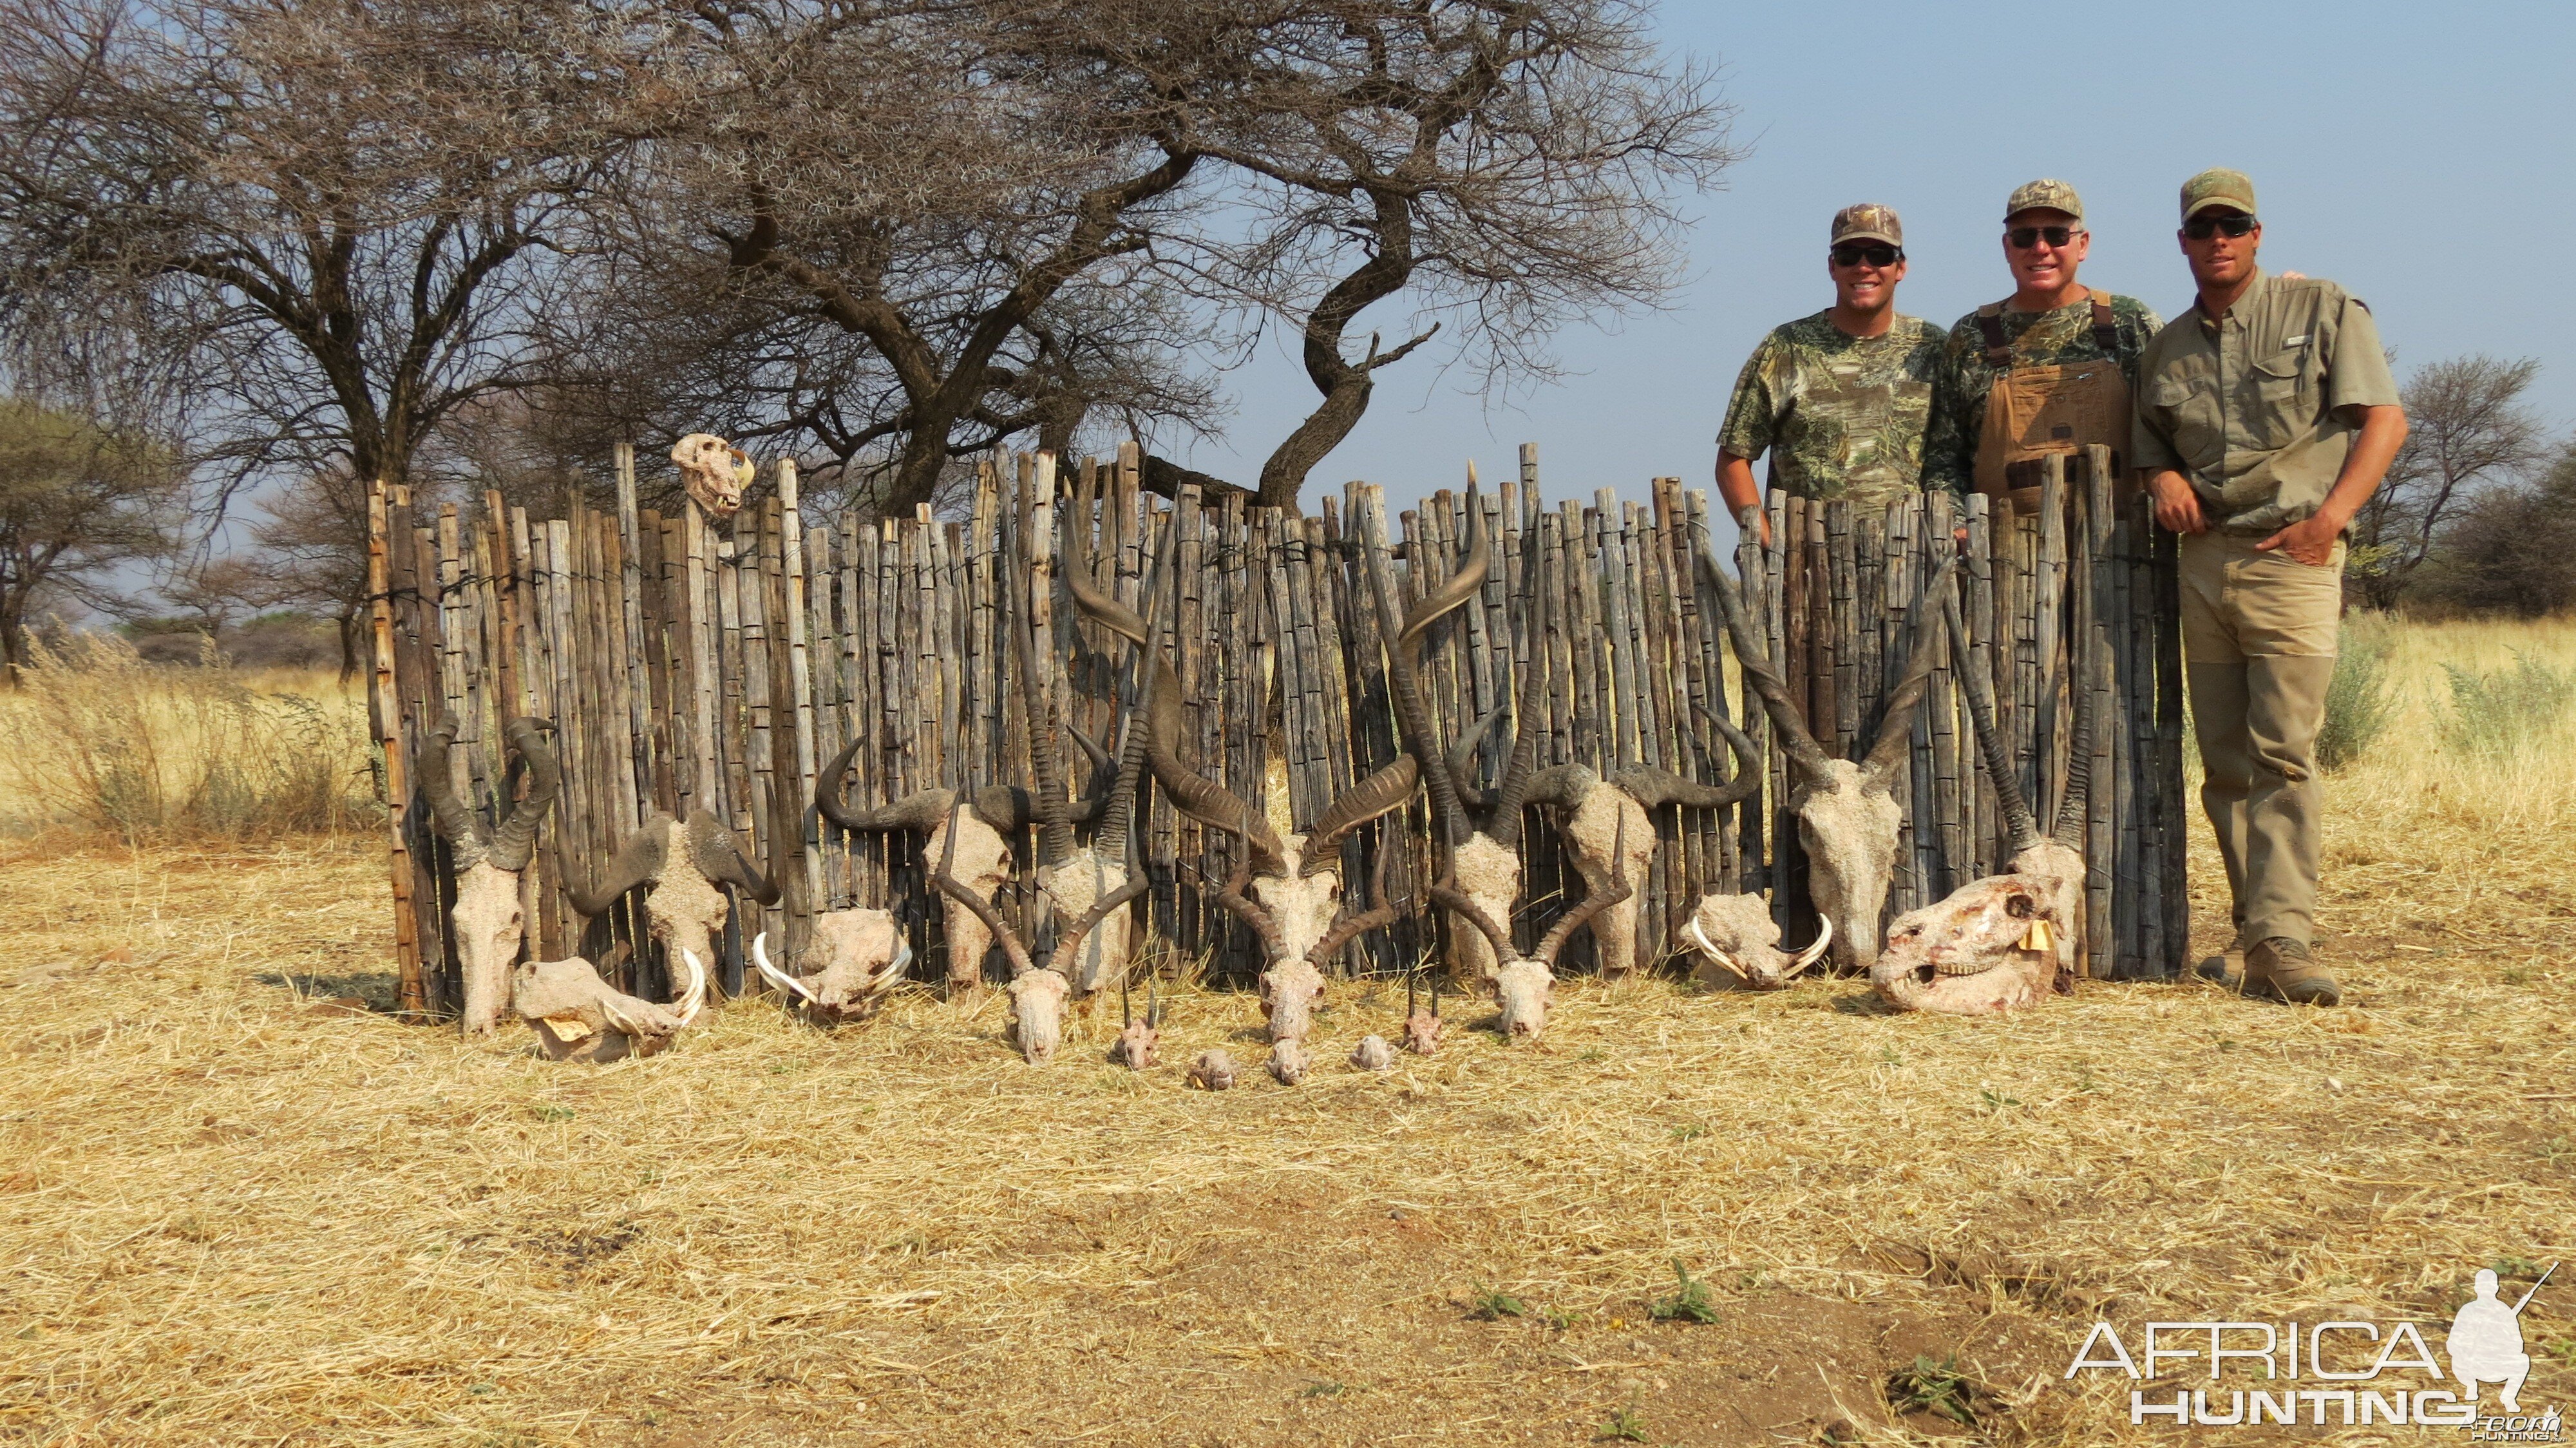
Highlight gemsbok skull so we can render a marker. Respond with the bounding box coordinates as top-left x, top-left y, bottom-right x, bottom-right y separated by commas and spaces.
1701, 533, 1962, 973
1428, 818, 1633, 1042
1872, 587, 2093, 1014
513, 948, 705, 1063
419, 714, 557, 1038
